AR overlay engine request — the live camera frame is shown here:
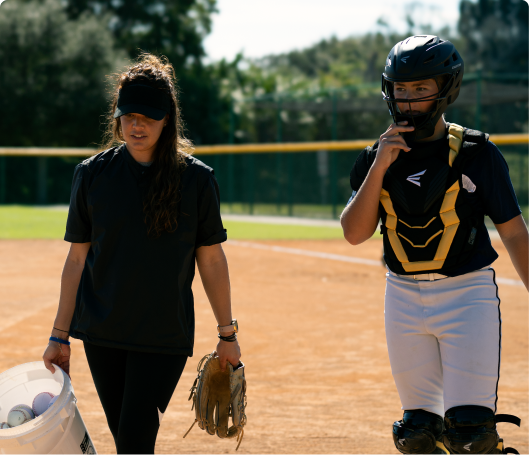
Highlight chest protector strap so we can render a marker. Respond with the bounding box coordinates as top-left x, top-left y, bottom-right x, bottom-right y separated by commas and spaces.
380, 123, 480, 273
